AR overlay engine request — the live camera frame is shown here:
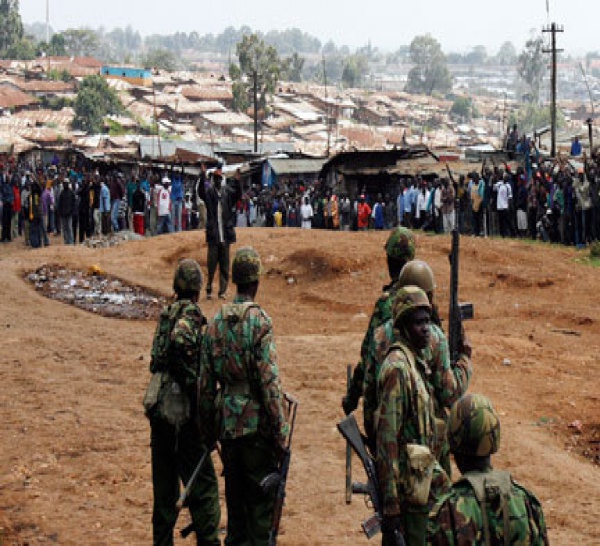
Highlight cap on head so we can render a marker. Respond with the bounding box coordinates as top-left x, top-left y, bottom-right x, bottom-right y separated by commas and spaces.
392, 285, 431, 326
173, 258, 203, 295
385, 227, 416, 261
398, 260, 435, 293
447, 394, 501, 457
232, 246, 262, 285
